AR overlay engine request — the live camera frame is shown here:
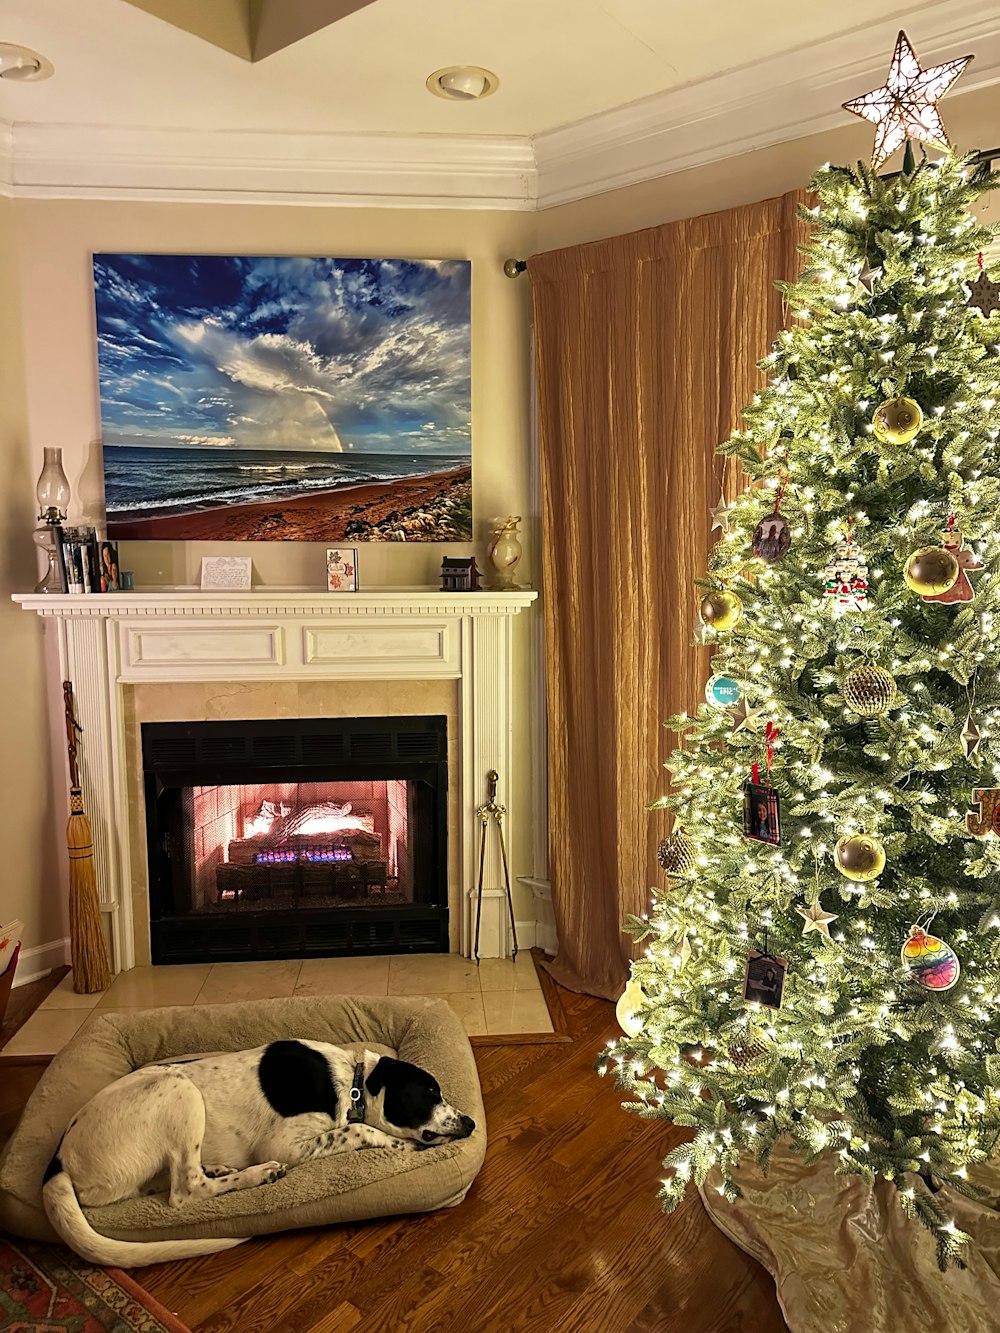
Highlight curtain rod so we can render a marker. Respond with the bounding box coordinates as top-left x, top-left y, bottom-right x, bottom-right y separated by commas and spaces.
501, 148, 1000, 276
